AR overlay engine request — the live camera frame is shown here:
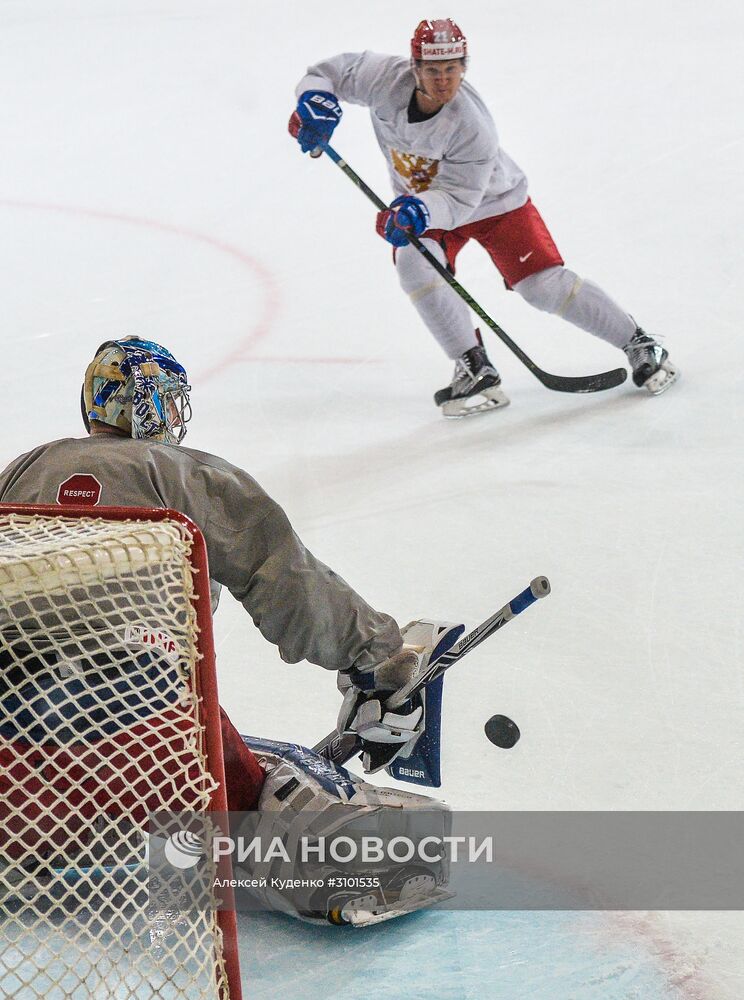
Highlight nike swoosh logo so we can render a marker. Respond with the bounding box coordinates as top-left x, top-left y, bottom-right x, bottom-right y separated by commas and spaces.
519, 251, 534, 263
